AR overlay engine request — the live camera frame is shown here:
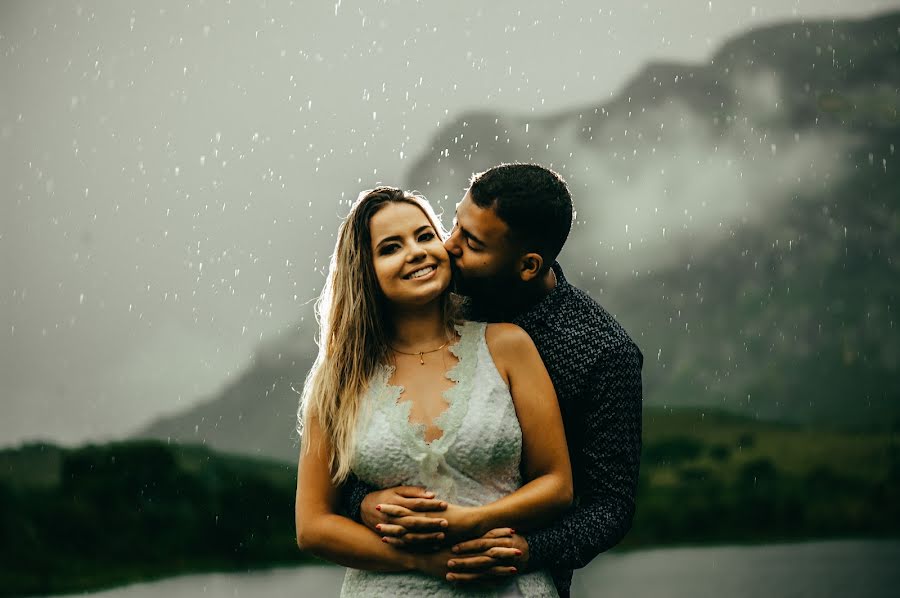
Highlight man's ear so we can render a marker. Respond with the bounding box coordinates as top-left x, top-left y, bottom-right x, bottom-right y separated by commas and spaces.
518, 252, 544, 282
